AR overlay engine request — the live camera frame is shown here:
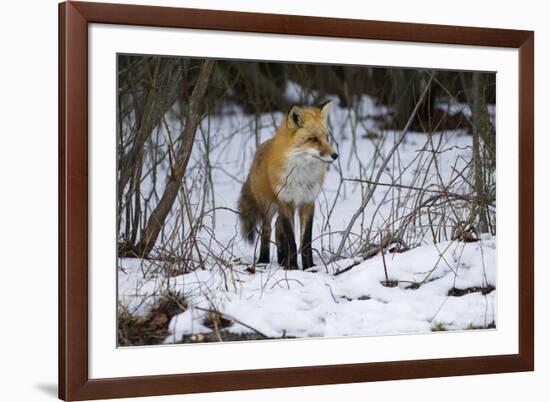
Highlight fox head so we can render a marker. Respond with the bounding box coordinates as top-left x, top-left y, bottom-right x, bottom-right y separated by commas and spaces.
285, 100, 338, 163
